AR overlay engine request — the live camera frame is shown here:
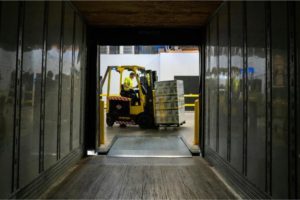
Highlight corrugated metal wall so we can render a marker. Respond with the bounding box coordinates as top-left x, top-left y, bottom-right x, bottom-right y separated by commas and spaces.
204, 2, 299, 199
0, 1, 86, 198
